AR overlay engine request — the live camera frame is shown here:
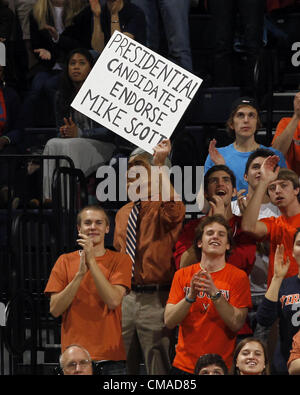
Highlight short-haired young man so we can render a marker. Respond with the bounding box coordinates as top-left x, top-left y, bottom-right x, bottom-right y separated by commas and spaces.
165, 215, 252, 374
205, 97, 286, 193
44, 205, 132, 374
174, 164, 257, 276
242, 155, 300, 285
